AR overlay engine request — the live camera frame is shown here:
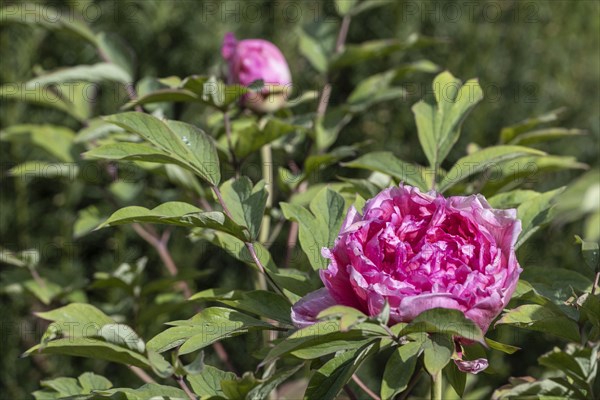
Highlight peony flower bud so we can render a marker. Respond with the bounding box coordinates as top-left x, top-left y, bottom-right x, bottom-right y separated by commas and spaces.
292, 185, 522, 337
221, 32, 292, 113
